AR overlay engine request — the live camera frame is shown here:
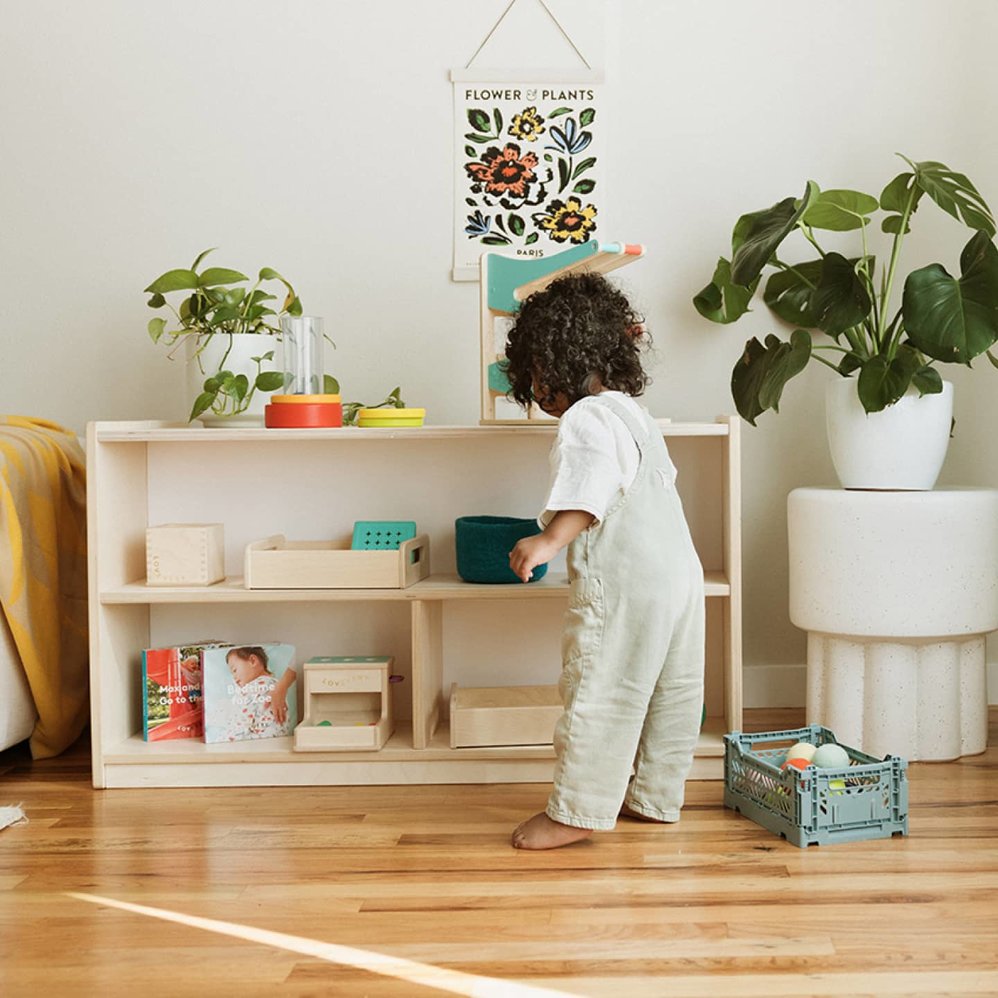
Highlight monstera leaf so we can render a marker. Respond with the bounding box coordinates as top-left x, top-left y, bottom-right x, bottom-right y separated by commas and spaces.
810, 253, 874, 337
729, 182, 819, 287
694, 257, 759, 323
763, 259, 823, 327
880, 171, 924, 234
903, 230, 998, 363
803, 189, 879, 231
730, 329, 812, 425
856, 348, 915, 413
905, 156, 996, 236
